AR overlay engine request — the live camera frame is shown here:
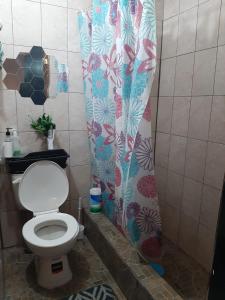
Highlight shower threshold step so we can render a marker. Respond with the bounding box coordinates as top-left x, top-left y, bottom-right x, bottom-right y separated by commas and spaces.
83, 208, 183, 300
